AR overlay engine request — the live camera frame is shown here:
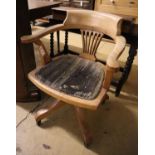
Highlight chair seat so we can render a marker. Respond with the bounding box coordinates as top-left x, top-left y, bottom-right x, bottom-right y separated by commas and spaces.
35, 54, 105, 100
